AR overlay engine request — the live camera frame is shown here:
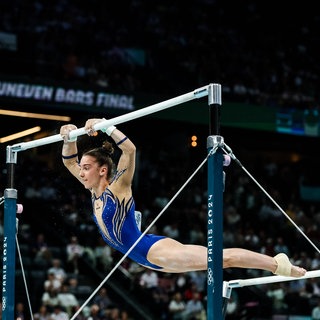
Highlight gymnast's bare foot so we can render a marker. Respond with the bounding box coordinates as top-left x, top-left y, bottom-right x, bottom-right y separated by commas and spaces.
274, 253, 307, 277
290, 265, 307, 277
